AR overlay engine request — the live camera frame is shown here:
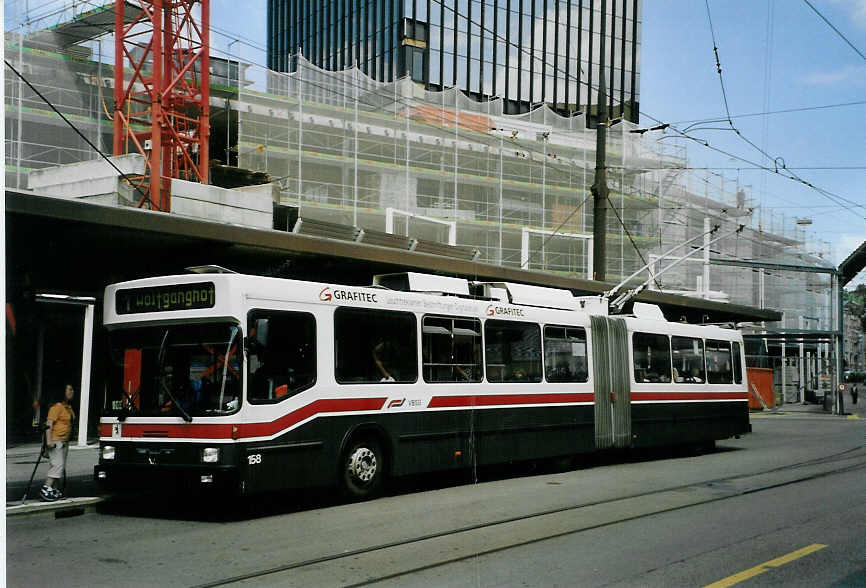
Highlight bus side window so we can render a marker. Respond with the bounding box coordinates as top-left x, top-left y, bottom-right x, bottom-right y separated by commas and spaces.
671, 336, 705, 384
247, 310, 316, 403
732, 341, 743, 384
544, 325, 588, 383
422, 316, 482, 383
334, 308, 417, 384
632, 332, 672, 384
706, 339, 734, 384
485, 320, 542, 383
